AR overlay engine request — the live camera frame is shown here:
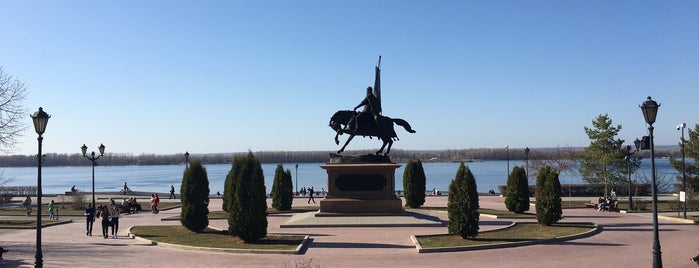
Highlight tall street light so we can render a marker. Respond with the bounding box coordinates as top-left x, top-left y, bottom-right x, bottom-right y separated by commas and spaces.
624, 139, 641, 210
641, 96, 662, 268
81, 143, 105, 208
295, 163, 299, 196
524, 147, 530, 181
677, 123, 687, 219
31, 107, 50, 268
505, 145, 510, 176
